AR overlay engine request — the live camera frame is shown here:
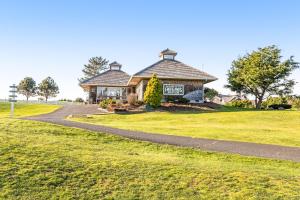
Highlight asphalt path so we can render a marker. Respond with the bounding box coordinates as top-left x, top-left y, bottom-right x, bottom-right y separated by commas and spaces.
24, 105, 300, 162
